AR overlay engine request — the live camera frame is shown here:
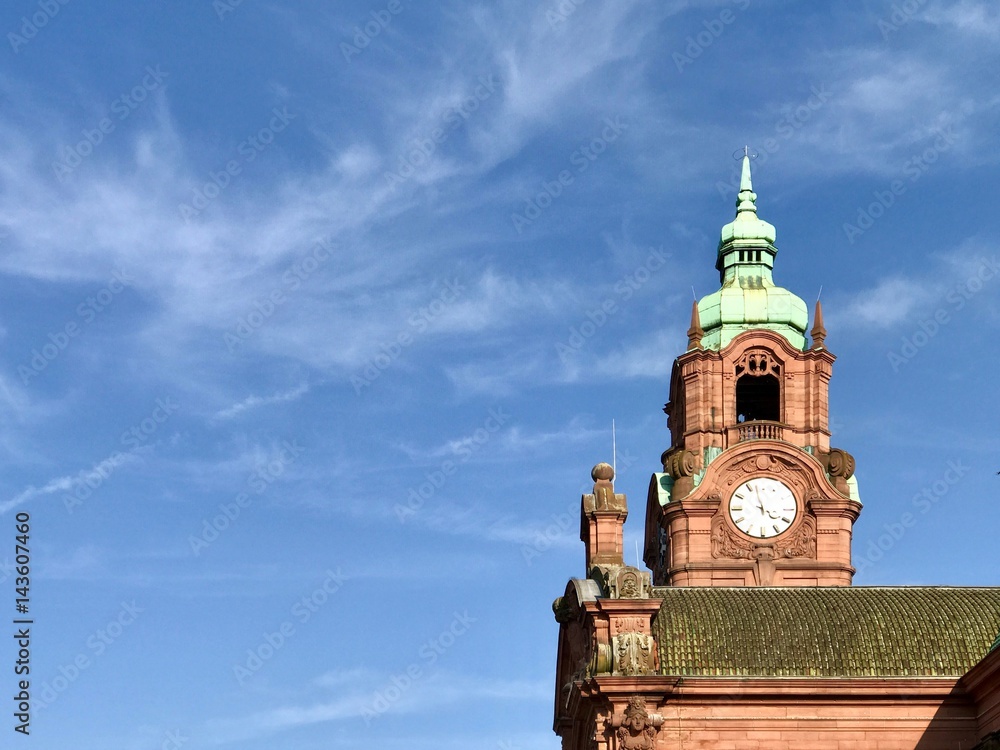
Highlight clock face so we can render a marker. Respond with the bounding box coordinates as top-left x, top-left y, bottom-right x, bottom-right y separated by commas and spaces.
728, 477, 797, 538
